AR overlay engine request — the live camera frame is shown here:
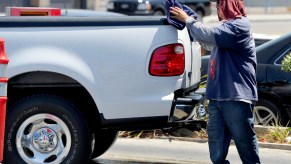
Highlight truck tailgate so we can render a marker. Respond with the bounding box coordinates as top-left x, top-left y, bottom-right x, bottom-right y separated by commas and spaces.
190, 41, 201, 87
